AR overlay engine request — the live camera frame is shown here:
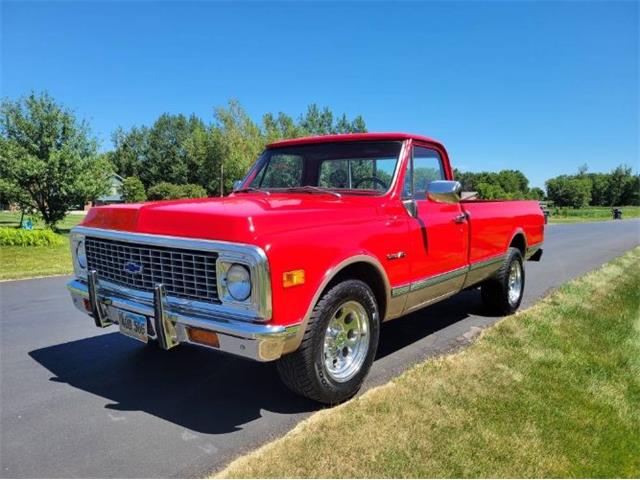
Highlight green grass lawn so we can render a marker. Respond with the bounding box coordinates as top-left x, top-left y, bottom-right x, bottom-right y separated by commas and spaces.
0, 211, 85, 281
0, 243, 74, 280
217, 247, 640, 478
0, 210, 85, 233
548, 205, 640, 224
